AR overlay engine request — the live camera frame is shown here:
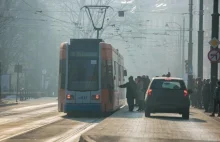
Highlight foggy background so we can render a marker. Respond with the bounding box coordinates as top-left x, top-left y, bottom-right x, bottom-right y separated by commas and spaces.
0, 0, 214, 96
